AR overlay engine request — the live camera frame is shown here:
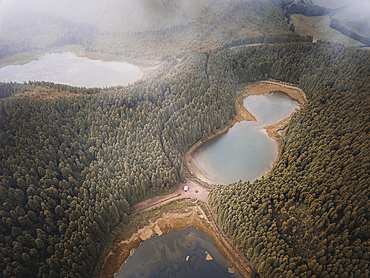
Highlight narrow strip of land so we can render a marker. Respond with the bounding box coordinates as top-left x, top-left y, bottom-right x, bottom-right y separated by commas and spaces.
131, 179, 209, 213
261, 79, 307, 103
204, 202, 258, 275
